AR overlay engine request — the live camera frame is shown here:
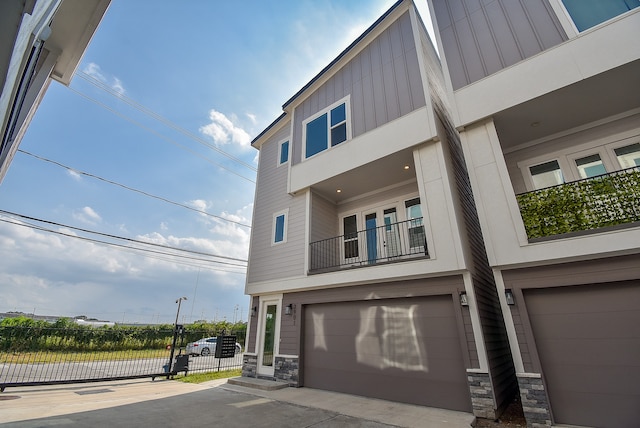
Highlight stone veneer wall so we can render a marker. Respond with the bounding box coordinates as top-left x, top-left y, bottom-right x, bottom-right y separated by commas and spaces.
274, 356, 299, 386
242, 354, 257, 378
467, 370, 496, 419
517, 373, 552, 427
